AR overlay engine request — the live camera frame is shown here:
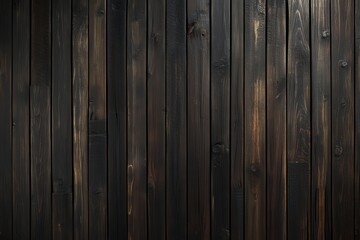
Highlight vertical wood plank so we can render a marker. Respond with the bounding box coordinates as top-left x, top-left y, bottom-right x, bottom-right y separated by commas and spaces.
266, 0, 287, 239
30, 0, 52, 238
52, 0, 73, 238
355, 0, 360, 237
12, 0, 30, 238
244, 0, 266, 239
187, 0, 211, 238
0, 0, 12, 238
231, 0, 245, 238
166, 0, 187, 238
331, 0, 354, 239
89, 0, 107, 238
73, 0, 89, 238
287, 0, 311, 239
148, 0, 166, 239
311, 0, 332, 239
107, 0, 127, 239
127, 0, 148, 238
211, 0, 230, 237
